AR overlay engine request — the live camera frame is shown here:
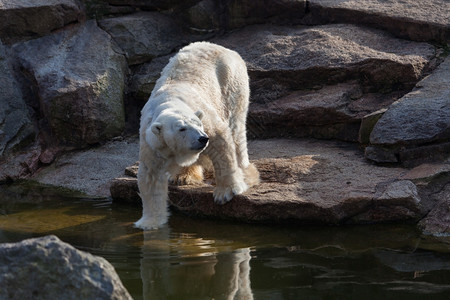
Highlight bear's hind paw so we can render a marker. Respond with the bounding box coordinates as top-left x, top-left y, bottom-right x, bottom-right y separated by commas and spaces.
213, 181, 248, 204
